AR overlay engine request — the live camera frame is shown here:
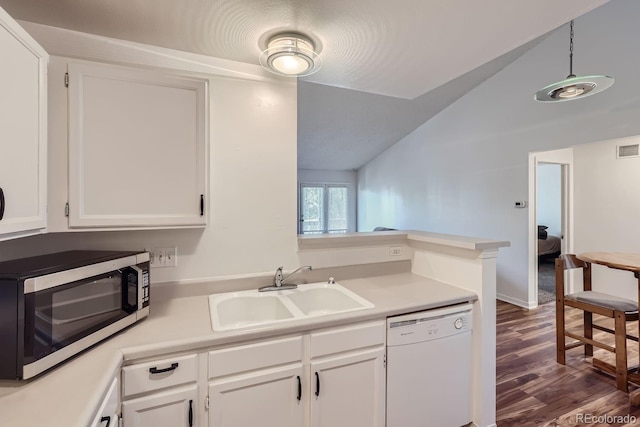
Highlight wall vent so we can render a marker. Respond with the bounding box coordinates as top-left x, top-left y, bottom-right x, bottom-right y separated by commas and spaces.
617, 143, 640, 159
